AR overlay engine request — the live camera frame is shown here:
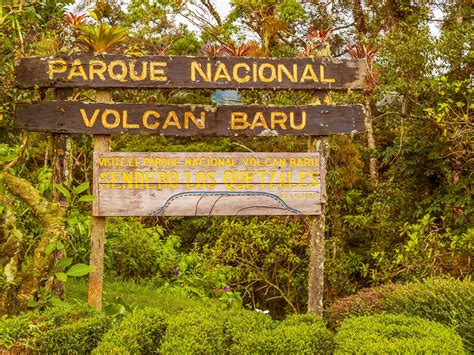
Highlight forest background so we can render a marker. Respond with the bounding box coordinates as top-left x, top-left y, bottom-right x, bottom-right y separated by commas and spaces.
0, 0, 472, 322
